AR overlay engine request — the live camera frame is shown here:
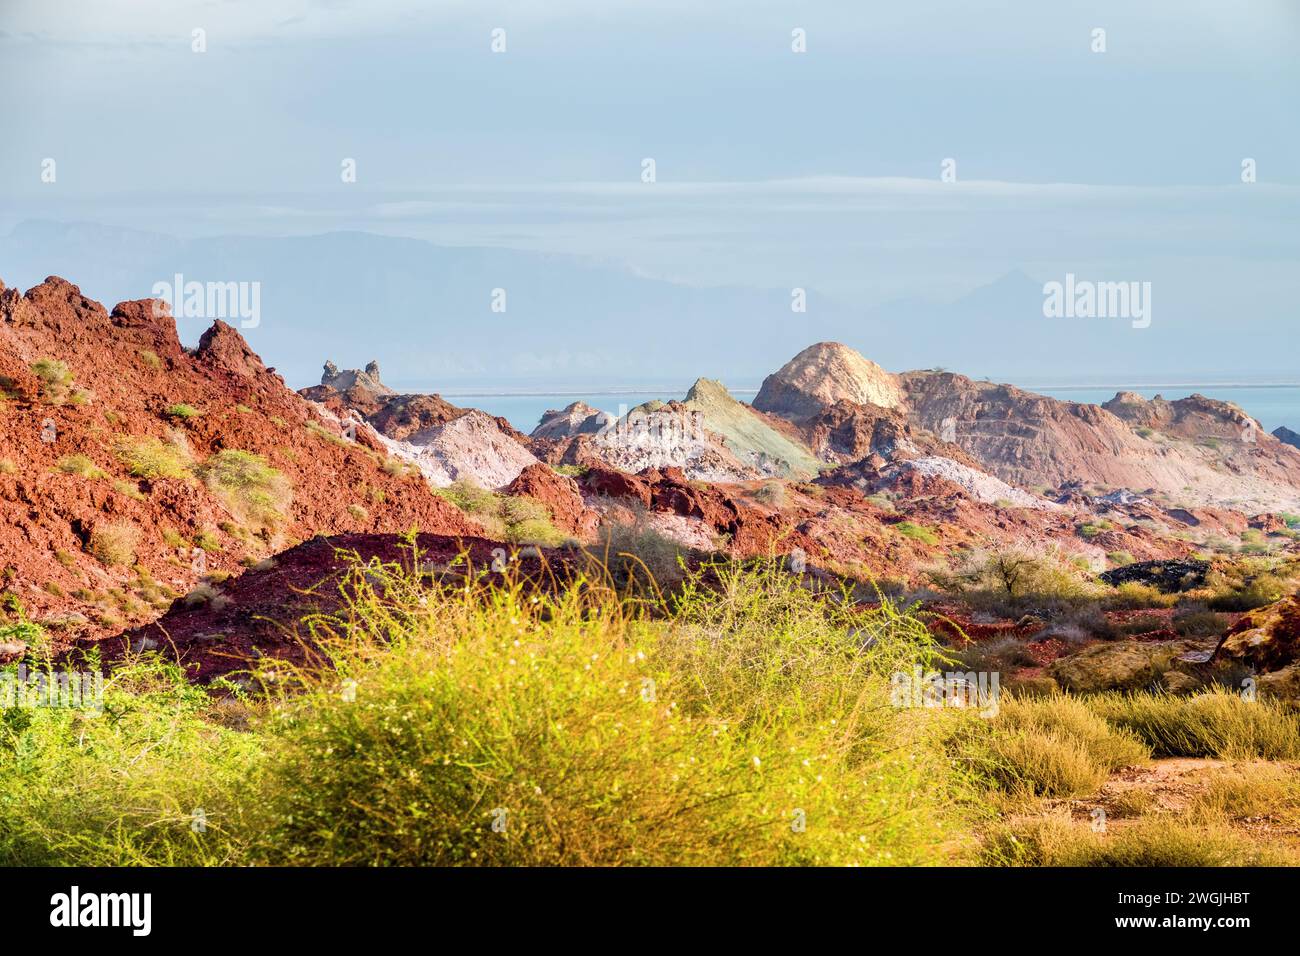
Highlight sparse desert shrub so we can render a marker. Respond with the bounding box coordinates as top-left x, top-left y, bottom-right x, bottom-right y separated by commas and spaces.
895, 521, 939, 545
112, 480, 146, 500
138, 349, 162, 369
1189, 762, 1300, 825
434, 478, 499, 516
971, 694, 1148, 798
199, 450, 291, 532
1172, 604, 1230, 638
951, 636, 1038, 673
1204, 561, 1293, 611
0, 459, 15, 475
346, 504, 369, 522
552, 464, 587, 478
435, 481, 565, 545
594, 517, 688, 591
931, 549, 1102, 615
30, 358, 74, 402
56, 454, 106, 479
305, 420, 348, 446
1103, 581, 1176, 609
1078, 520, 1112, 539
1085, 689, 1300, 759
89, 522, 140, 567
499, 496, 564, 546
113, 434, 191, 479
165, 403, 200, 420
984, 814, 1290, 866
380, 456, 418, 477
753, 481, 786, 508
194, 529, 222, 552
